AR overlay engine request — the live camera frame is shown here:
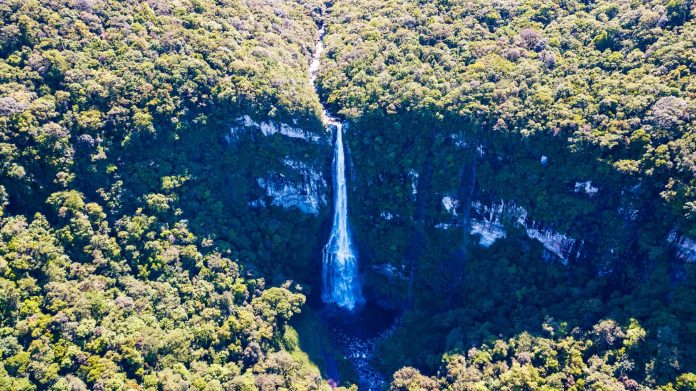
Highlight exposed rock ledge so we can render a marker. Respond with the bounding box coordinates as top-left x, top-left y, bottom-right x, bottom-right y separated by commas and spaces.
574, 180, 599, 197
225, 115, 323, 143
438, 199, 581, 264
255, 159, 327, 215
668, 230, 696, 263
